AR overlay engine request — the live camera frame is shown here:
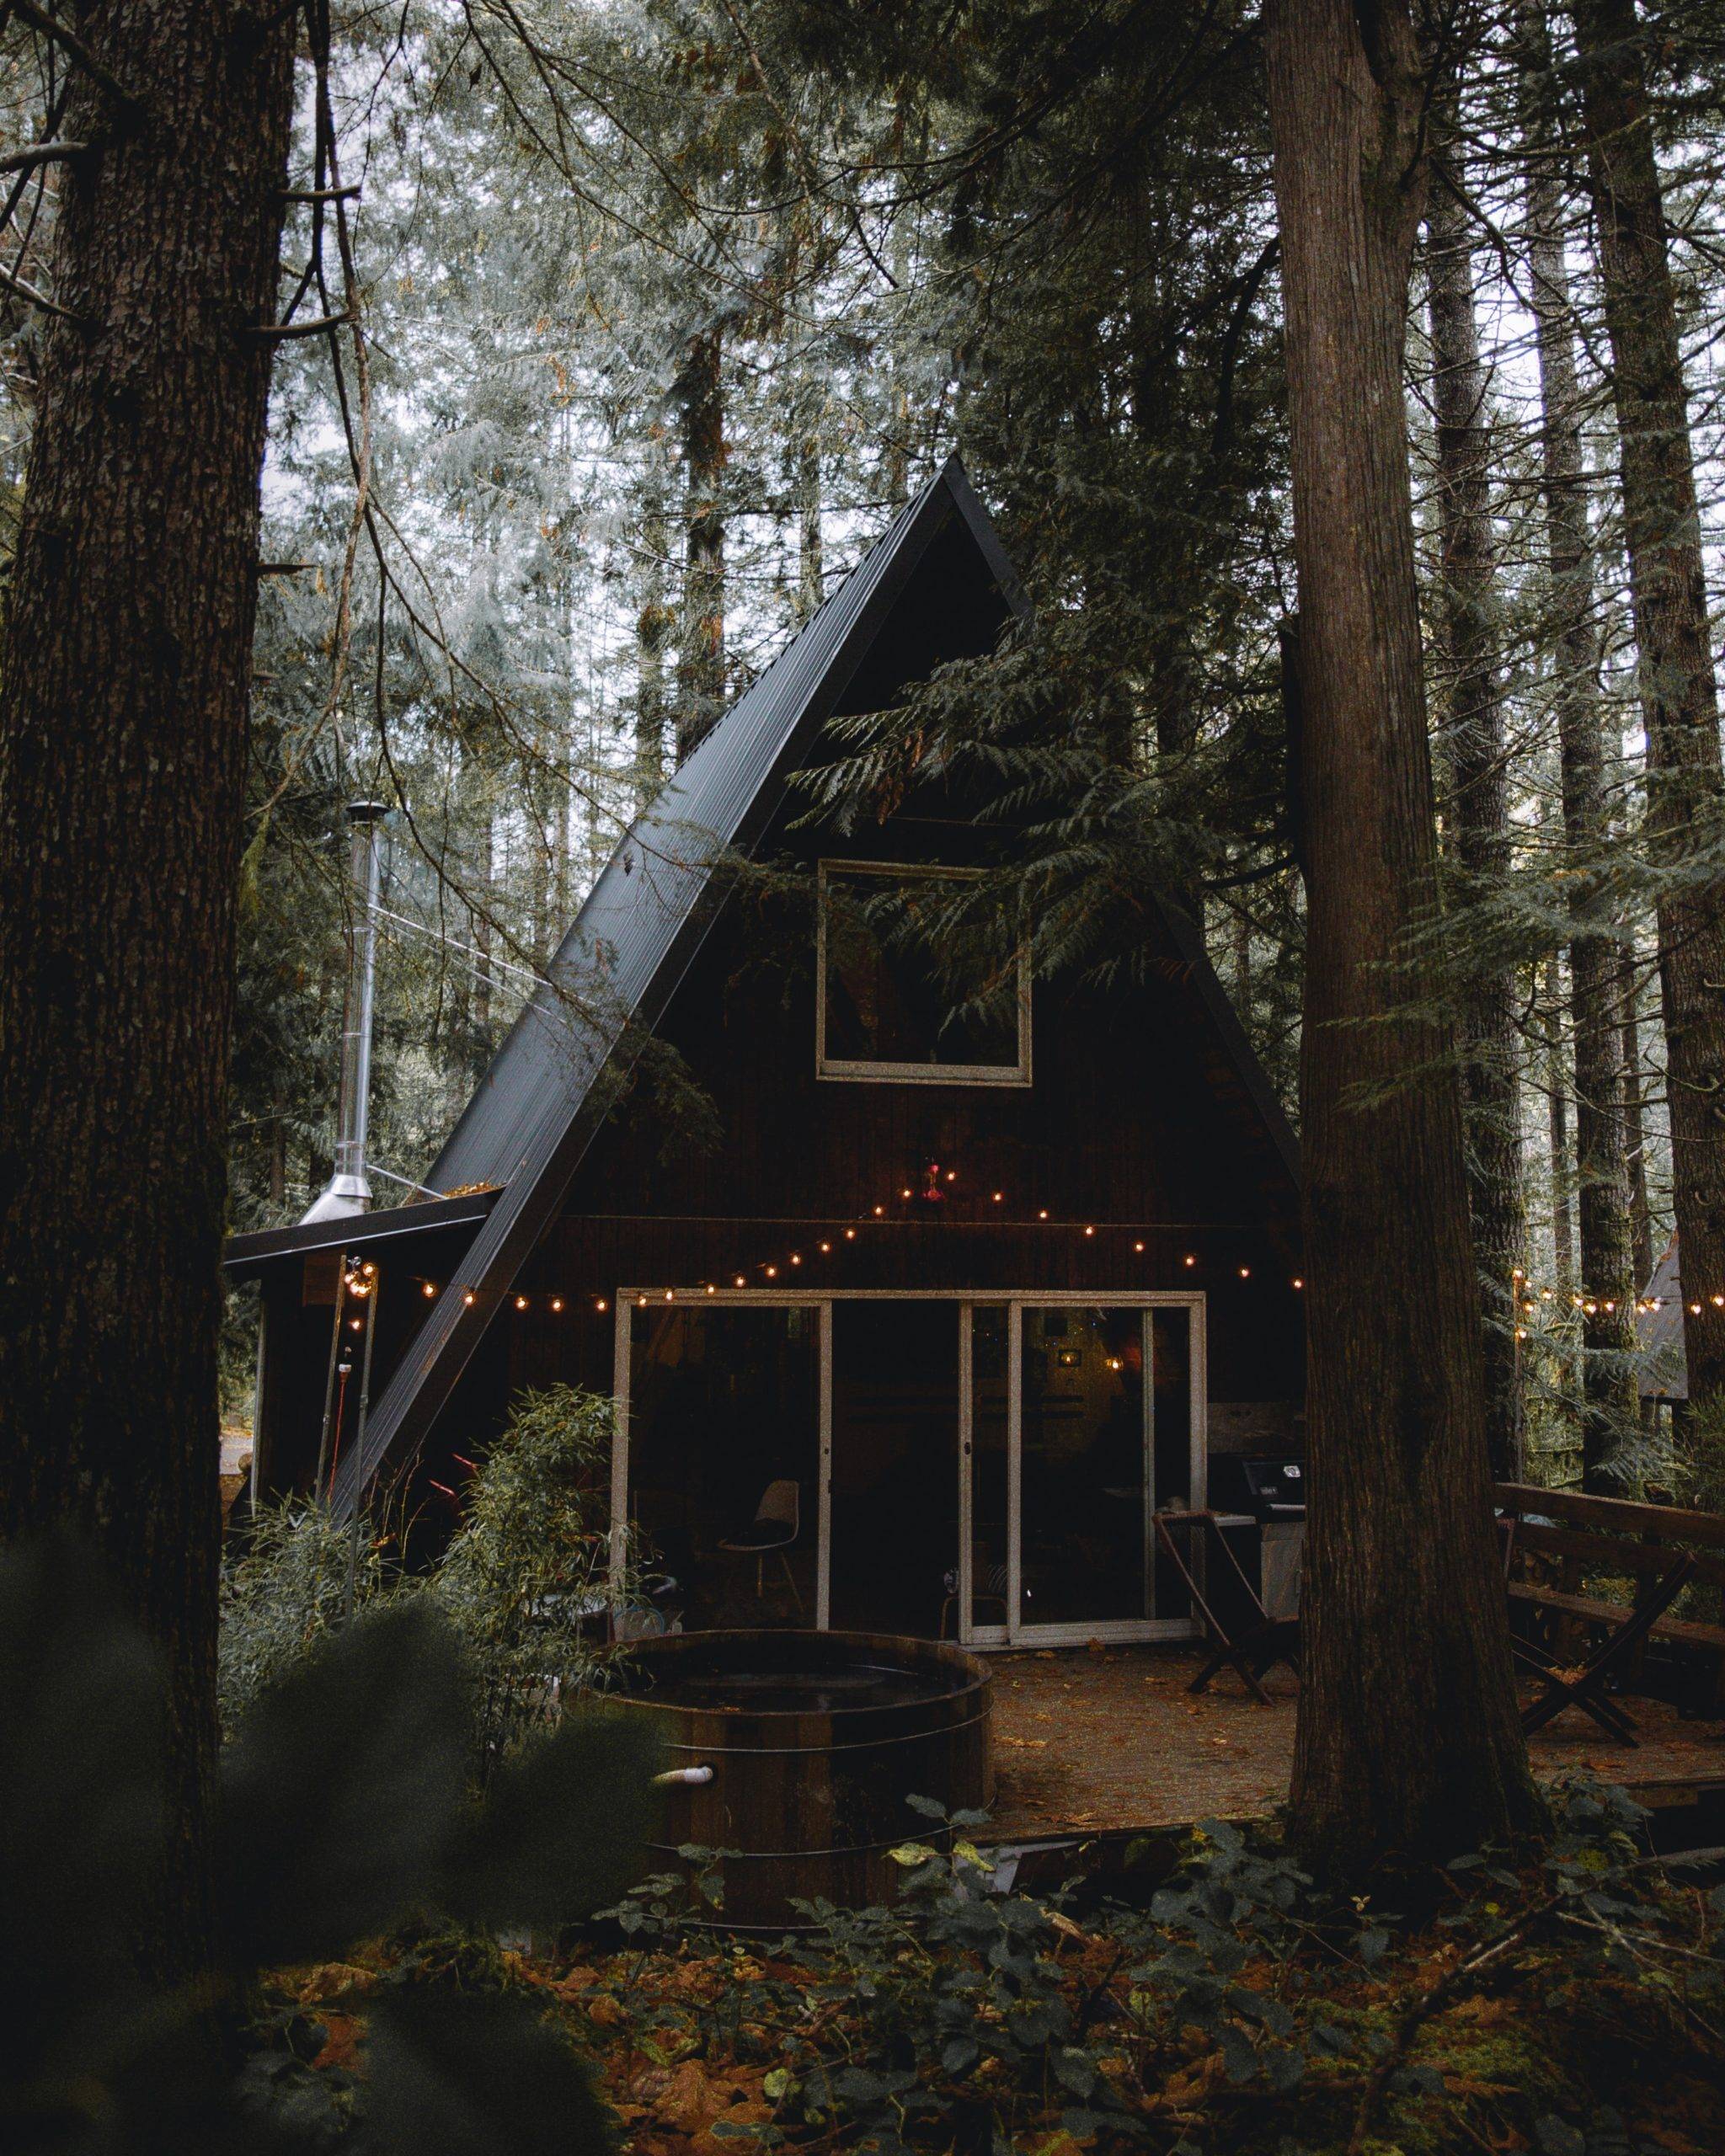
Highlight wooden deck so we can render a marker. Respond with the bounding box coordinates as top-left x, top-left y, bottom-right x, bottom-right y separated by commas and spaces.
989, 1644, 1725, 1847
